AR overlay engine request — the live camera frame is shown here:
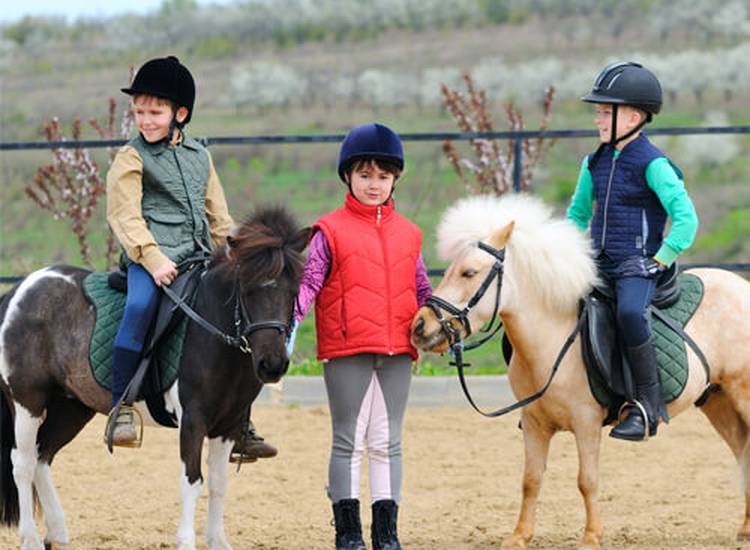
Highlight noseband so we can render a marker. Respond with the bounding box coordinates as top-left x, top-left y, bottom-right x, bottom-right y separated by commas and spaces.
426, 241, 505, 352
